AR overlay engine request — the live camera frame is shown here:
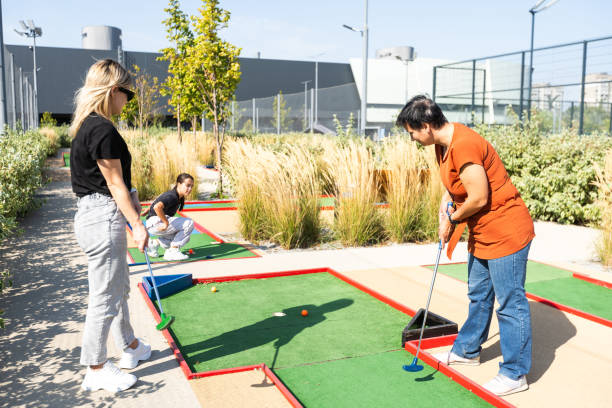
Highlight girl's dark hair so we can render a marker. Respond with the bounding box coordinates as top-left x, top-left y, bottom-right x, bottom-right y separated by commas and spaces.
395, 95, 448, 130
174, 173, 194, 211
